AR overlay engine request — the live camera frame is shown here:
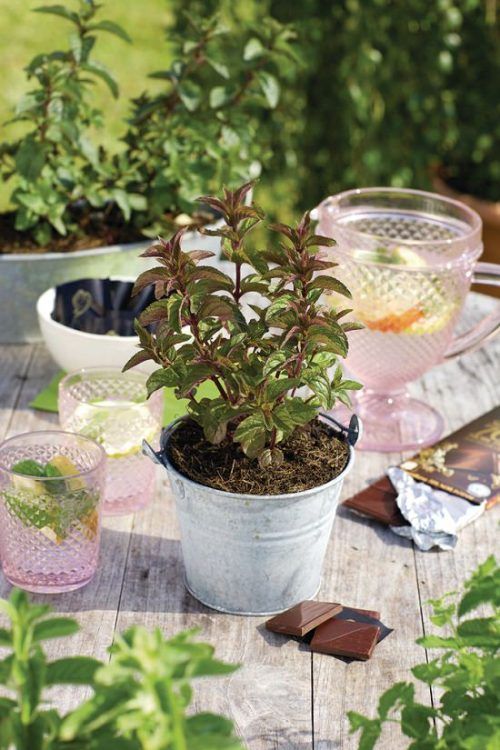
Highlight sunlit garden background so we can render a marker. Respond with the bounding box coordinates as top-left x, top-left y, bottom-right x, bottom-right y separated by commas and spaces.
1, 0, 498, 220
